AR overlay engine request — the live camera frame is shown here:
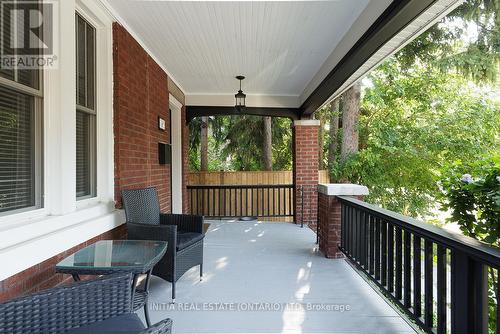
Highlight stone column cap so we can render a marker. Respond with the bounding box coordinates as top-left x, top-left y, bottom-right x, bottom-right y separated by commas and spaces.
293, 119, 320, 126
318, 183, 369, 196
